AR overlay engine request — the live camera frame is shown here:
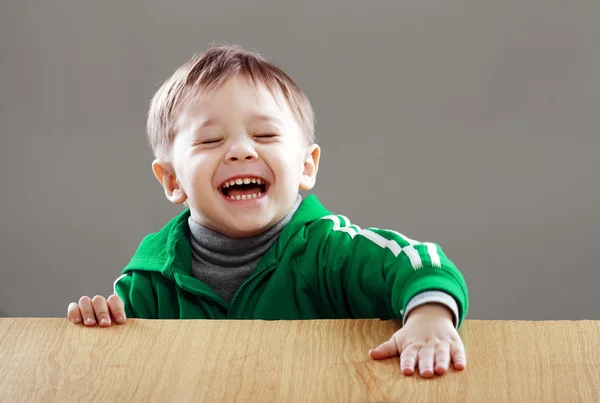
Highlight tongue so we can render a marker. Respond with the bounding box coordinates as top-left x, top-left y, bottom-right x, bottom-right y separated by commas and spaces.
228, 185, 262, 197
